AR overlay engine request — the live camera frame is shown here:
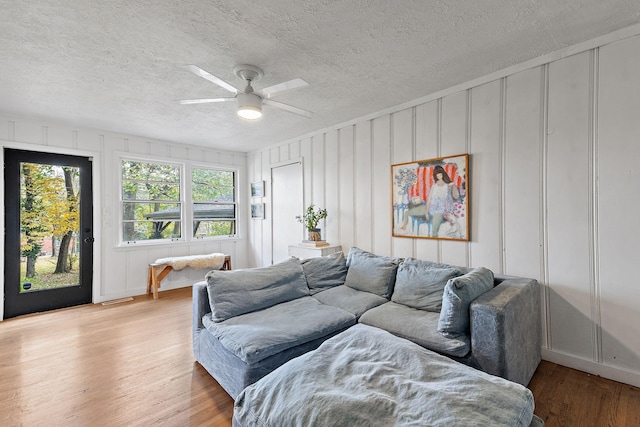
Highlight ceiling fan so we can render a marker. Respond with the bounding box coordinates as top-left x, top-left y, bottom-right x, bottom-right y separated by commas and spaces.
179, 64, 314, 120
